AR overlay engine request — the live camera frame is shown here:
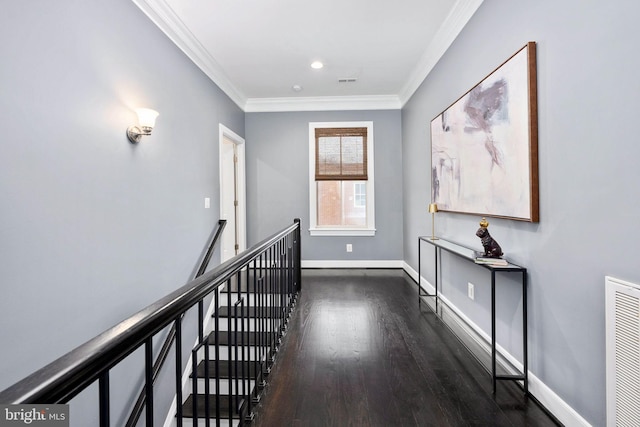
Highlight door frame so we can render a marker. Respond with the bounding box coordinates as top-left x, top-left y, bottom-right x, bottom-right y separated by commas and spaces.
218, 124, 246, 262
